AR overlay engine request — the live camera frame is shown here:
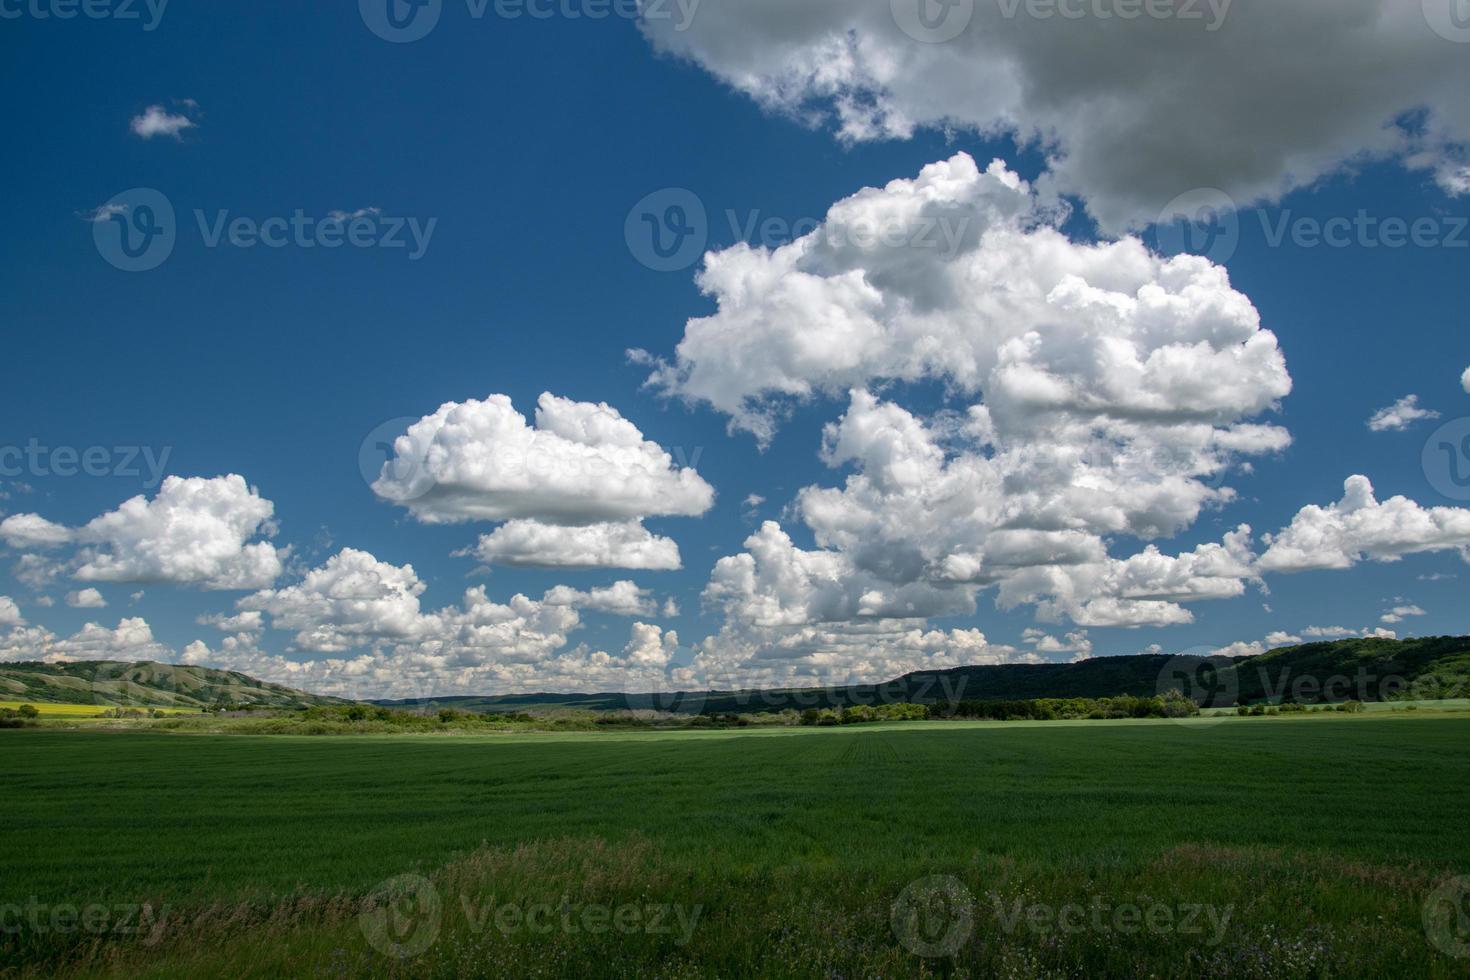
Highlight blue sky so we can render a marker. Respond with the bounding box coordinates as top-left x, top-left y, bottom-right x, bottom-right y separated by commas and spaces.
2, 1, 1470, 698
